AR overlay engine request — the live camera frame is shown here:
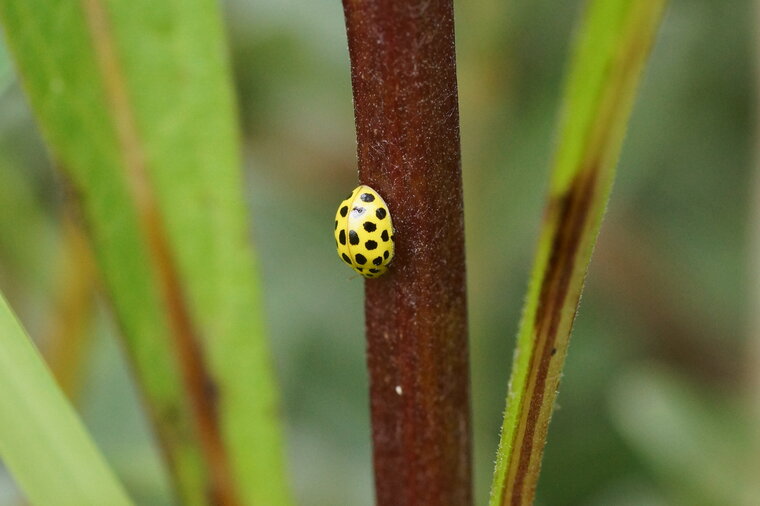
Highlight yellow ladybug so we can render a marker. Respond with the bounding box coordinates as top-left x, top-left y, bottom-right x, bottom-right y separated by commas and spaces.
334, 185, 395, 278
